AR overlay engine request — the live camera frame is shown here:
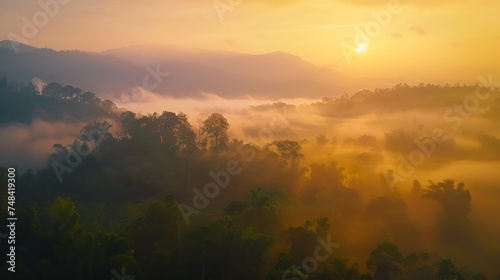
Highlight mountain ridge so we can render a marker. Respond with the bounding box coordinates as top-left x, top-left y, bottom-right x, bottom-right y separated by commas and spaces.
0, 40, 406, 100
